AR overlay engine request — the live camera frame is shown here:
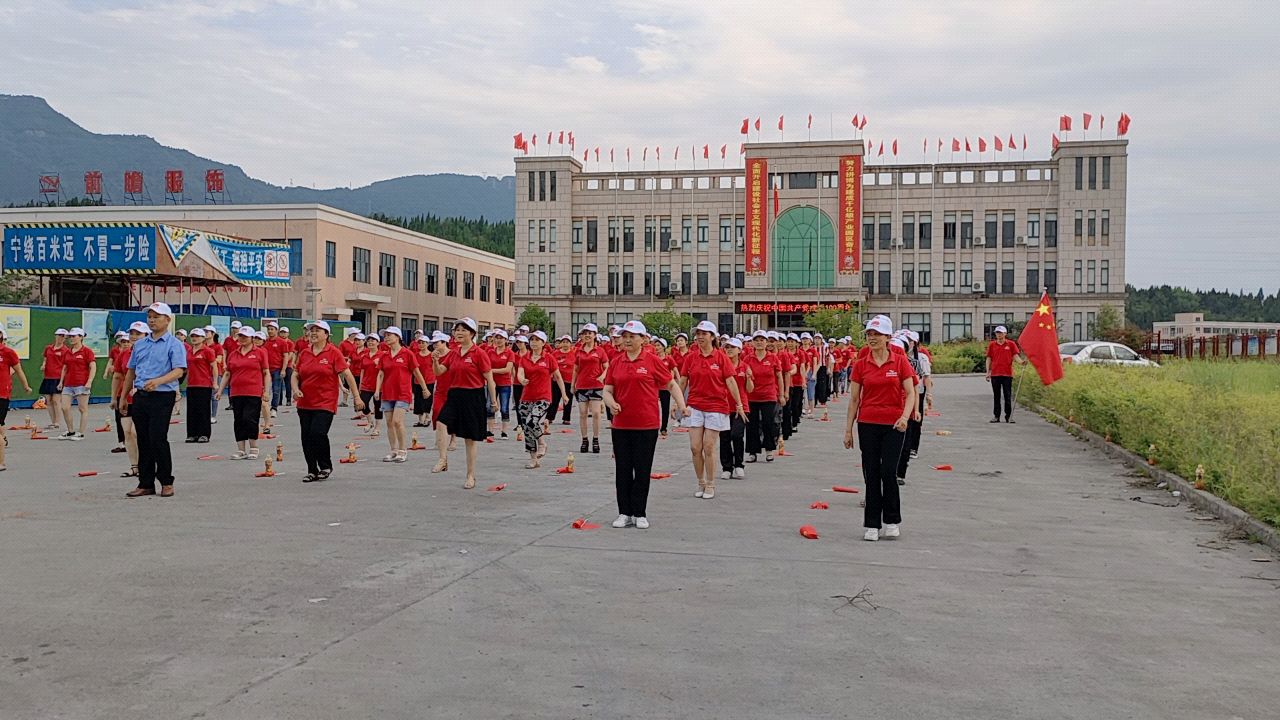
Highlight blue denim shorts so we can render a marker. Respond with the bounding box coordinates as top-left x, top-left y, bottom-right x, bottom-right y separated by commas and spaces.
381, 400, 411, 412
